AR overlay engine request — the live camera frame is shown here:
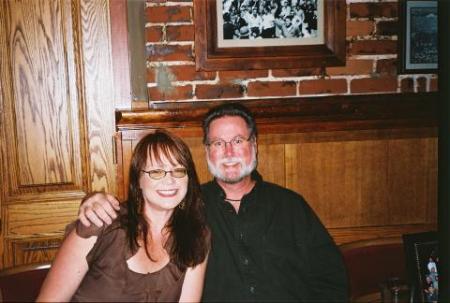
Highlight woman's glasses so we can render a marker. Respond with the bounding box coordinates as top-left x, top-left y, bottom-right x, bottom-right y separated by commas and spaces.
141, 168, 187, 180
